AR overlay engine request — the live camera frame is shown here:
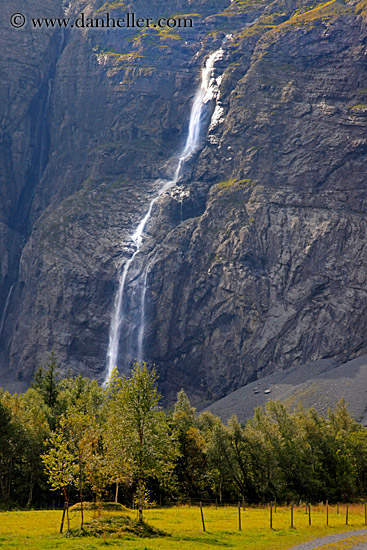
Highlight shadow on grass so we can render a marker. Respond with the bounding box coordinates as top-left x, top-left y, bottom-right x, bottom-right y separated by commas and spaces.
172, 534, 232, 546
